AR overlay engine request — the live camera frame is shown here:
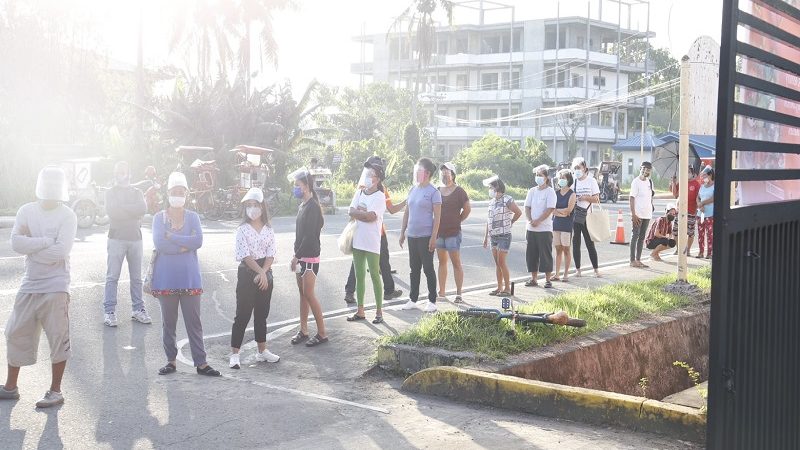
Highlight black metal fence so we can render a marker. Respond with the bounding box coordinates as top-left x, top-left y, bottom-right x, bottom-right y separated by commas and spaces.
710, 0, 800, 447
